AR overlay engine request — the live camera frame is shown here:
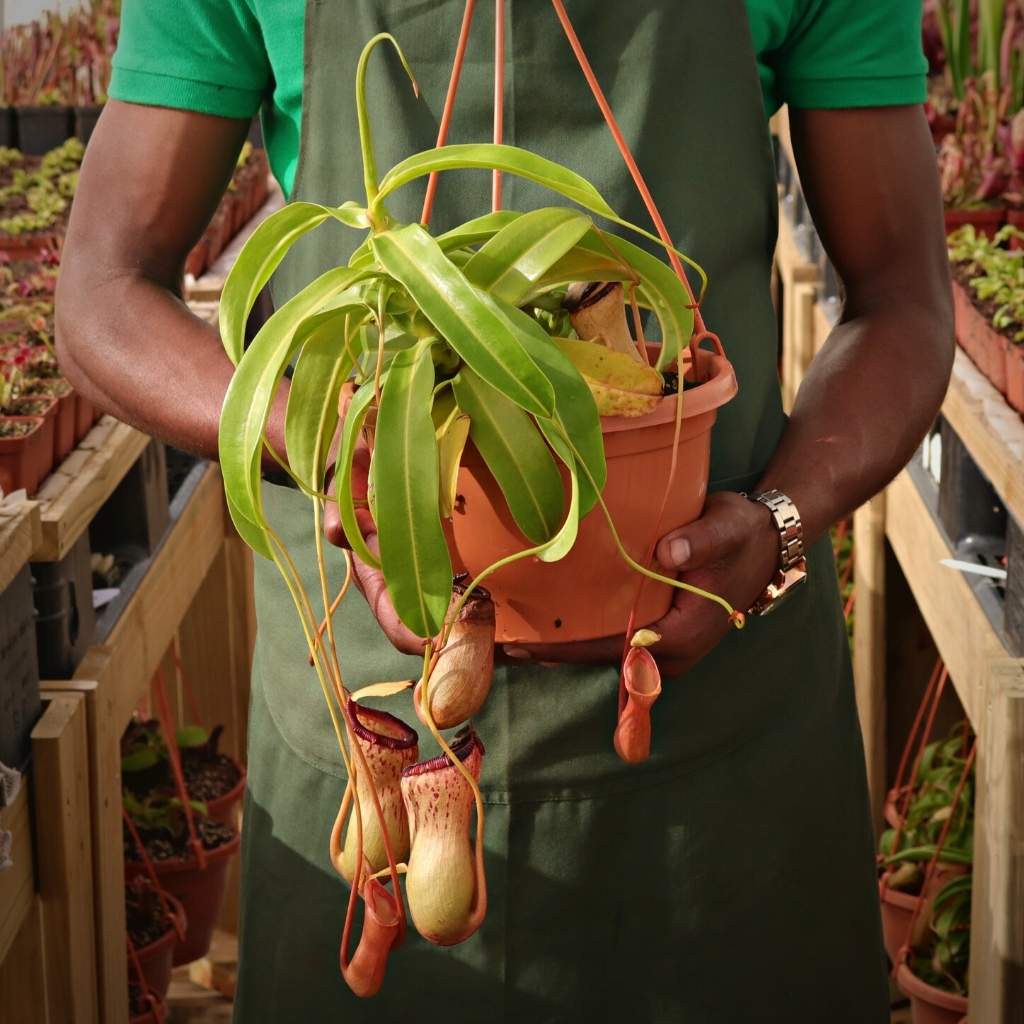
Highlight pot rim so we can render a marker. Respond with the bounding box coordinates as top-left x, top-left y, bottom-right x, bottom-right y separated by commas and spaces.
203, 758, 248, 812
878, 873, 923, 910
132, 892, 186, 959
128, 830, 241, 876
0, 413, 45, 439
895, 962, 969, 1011
600, 347, 736, 434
